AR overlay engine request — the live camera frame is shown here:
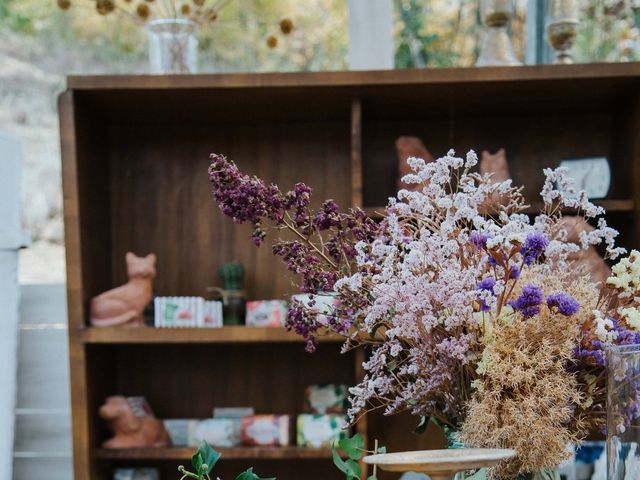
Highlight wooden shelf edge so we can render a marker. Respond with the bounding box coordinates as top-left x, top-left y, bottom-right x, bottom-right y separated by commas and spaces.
75, 326, 344, 345
67, 63, 640, 90
364, 199, 635, 219
95, 446, 335, 460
